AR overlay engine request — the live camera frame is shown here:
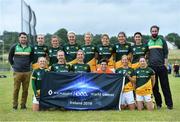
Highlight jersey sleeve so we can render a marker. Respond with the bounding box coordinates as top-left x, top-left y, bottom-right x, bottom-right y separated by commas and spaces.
31, 70, 37, 80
